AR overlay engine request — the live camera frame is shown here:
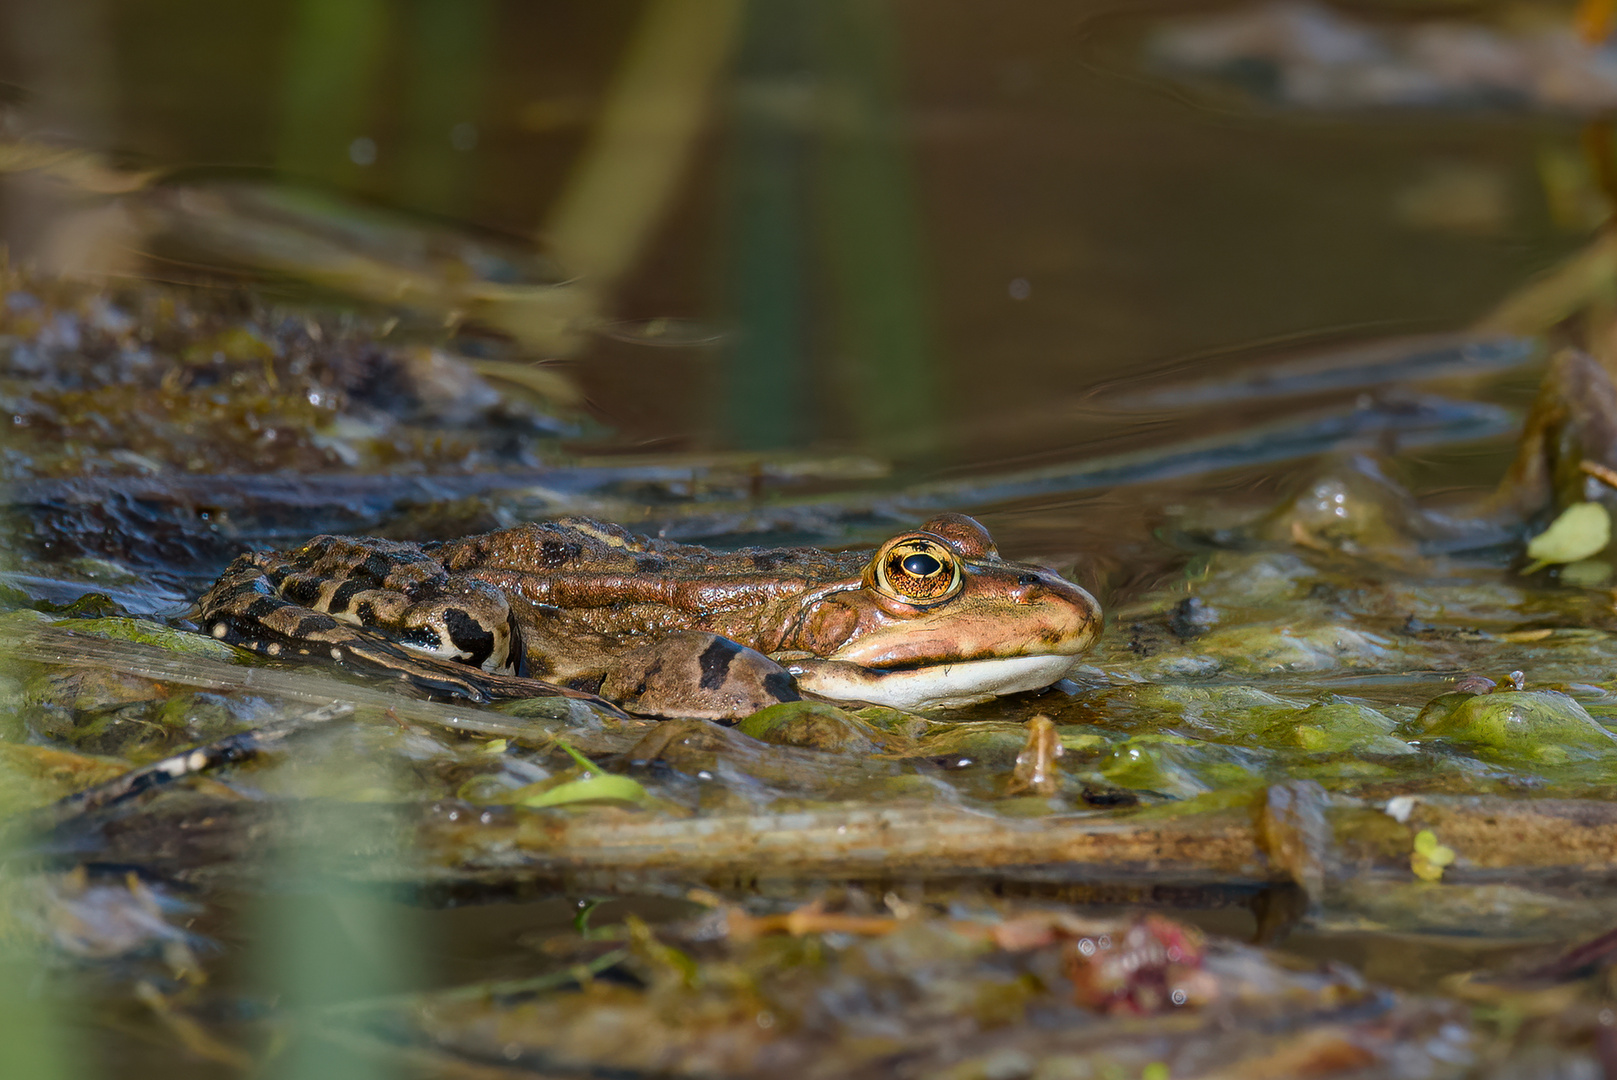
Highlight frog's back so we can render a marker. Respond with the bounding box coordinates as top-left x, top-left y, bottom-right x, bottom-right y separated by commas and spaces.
432, 517, 861, 605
